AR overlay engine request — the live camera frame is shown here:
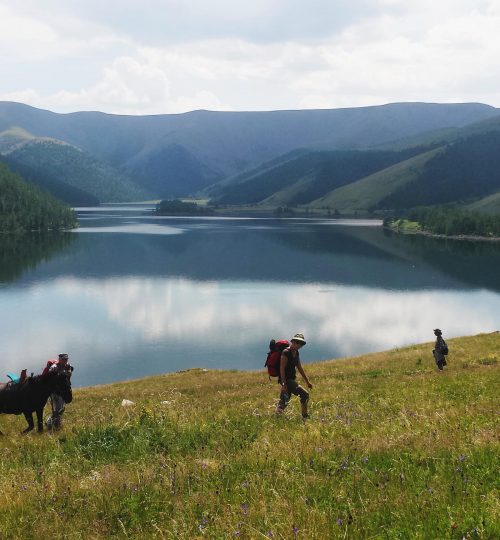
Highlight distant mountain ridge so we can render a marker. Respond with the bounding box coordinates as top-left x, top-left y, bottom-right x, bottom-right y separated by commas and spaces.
1, 101, 498, 200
